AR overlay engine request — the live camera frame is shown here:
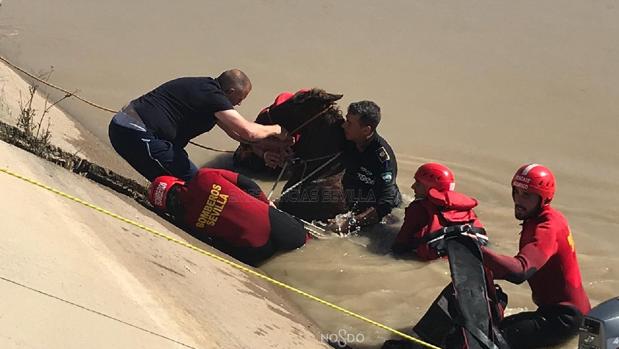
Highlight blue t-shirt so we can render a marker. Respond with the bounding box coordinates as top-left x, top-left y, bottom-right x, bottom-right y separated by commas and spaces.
133, 77, 234, 147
